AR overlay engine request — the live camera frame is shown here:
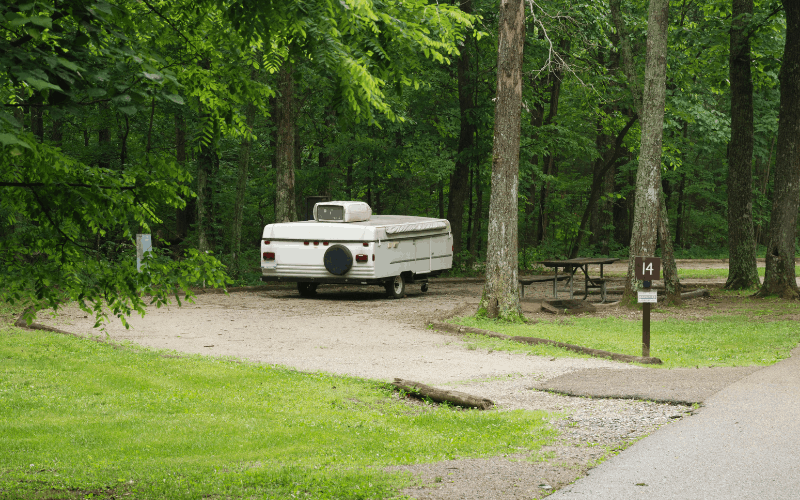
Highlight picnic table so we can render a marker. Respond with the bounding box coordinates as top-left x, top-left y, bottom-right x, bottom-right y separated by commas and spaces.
536, 257, 620, 301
